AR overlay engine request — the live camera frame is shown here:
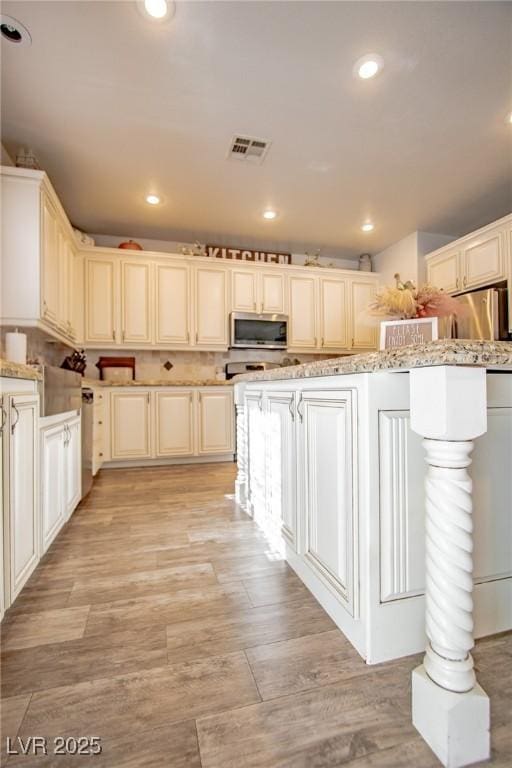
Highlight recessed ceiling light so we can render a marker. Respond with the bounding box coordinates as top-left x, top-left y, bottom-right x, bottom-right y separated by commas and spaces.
262, 209, 278, 220
138, 0, 175, 21
0, 14, 31, 46
361, 222, 374, 233
507, 111, 512, 125
354, 54, 384, 80
146, 194, 161, 205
